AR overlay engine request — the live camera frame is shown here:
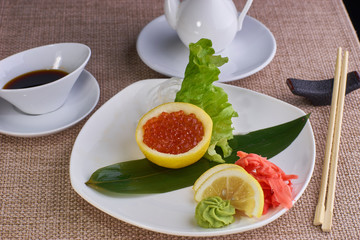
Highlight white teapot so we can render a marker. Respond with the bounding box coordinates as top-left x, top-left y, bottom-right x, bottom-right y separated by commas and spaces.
164, 0, 253, 53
